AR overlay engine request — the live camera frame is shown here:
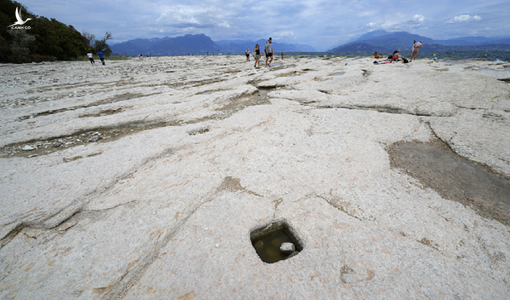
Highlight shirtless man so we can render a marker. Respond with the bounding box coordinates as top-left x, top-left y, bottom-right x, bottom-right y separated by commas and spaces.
411, 41, 423, 61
